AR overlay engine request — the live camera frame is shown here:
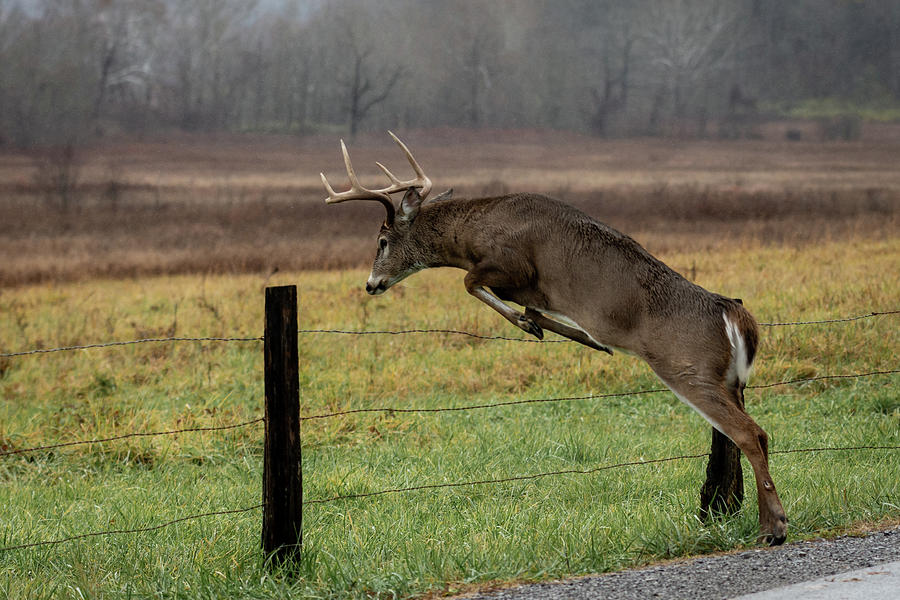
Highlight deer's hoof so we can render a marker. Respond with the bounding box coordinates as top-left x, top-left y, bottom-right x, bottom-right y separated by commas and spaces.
759, 515, 788, 546
518, 316, 543, 340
